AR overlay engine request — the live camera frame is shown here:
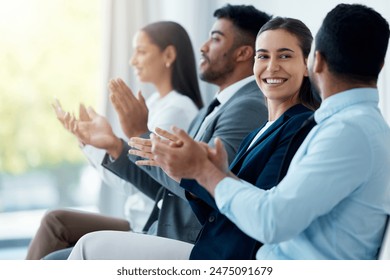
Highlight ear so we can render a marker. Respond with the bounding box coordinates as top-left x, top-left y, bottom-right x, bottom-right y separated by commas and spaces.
313, 50, 325, 74
303, 58, 309, 77
163, 45, 177, 67
235, 45, 254, 62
